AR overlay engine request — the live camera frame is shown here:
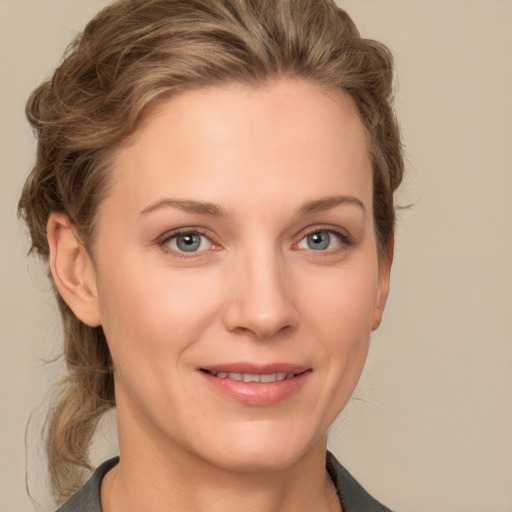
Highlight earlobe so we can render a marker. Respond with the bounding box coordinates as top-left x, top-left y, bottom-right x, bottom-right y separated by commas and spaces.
47, 212, 102, 327
372, 233, 394, 331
